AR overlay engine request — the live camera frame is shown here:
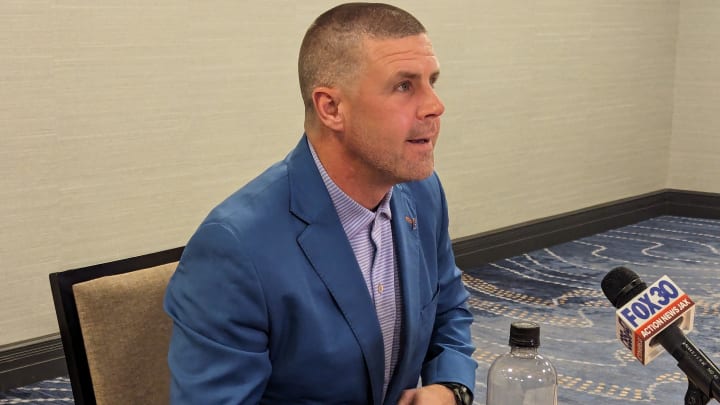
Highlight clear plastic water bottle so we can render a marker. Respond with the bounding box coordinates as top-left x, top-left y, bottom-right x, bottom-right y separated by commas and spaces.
486, 321, 558, 405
